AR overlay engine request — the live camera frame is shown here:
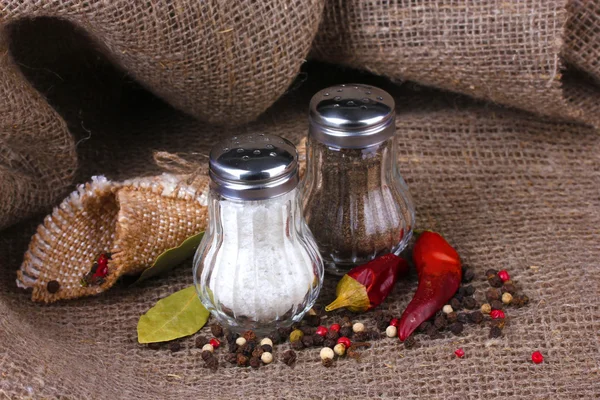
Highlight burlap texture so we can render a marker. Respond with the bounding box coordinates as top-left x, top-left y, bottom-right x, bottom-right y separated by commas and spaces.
2, 72, 600, 397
